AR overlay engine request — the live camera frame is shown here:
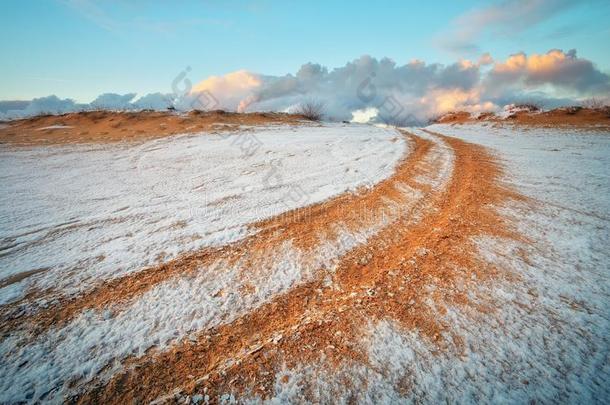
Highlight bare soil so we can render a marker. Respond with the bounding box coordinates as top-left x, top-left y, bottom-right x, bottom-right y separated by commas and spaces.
58, 130, 528, 404
435, 107, 610, 129
0, 110, 307, 146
